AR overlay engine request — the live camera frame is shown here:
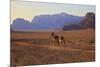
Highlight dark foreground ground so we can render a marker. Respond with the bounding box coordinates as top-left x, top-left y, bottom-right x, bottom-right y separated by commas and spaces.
11, 29, 95, 66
